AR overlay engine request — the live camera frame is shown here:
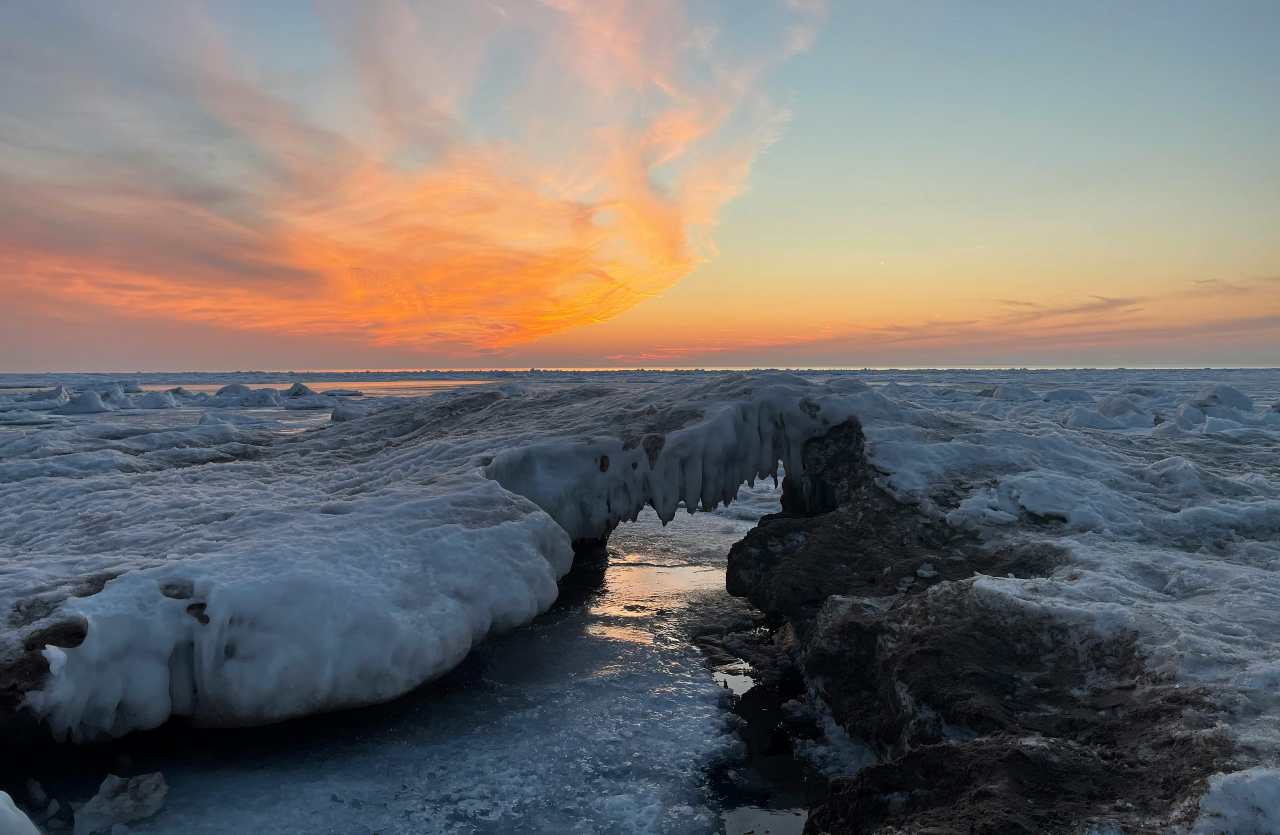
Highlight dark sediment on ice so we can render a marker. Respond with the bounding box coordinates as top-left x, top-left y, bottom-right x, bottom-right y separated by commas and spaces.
721, 418, 1230, 835
1, 617, 89, 746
